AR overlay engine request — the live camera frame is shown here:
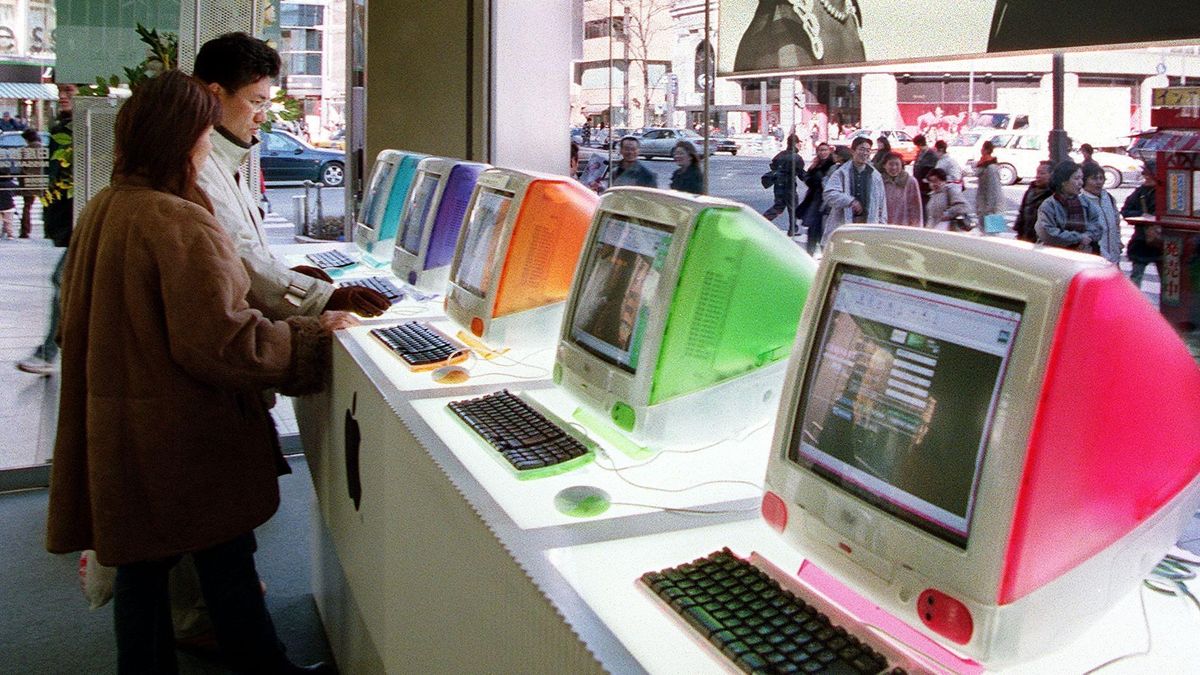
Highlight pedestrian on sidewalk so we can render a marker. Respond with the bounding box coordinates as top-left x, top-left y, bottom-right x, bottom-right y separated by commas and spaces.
881, 152, 923, 227
762, 134, 807, 237
798, 142, 835, 255
1121, 164, 1162, 288
1012, 161, 1052, 242
19, 128, 41, 238
669, 140, 704, 195
974, 140, 1005, 228
16, 84, 74, 376
822, 136, 886, 246
1080, 161, 1122, 264
1034, 160, 1102, 255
